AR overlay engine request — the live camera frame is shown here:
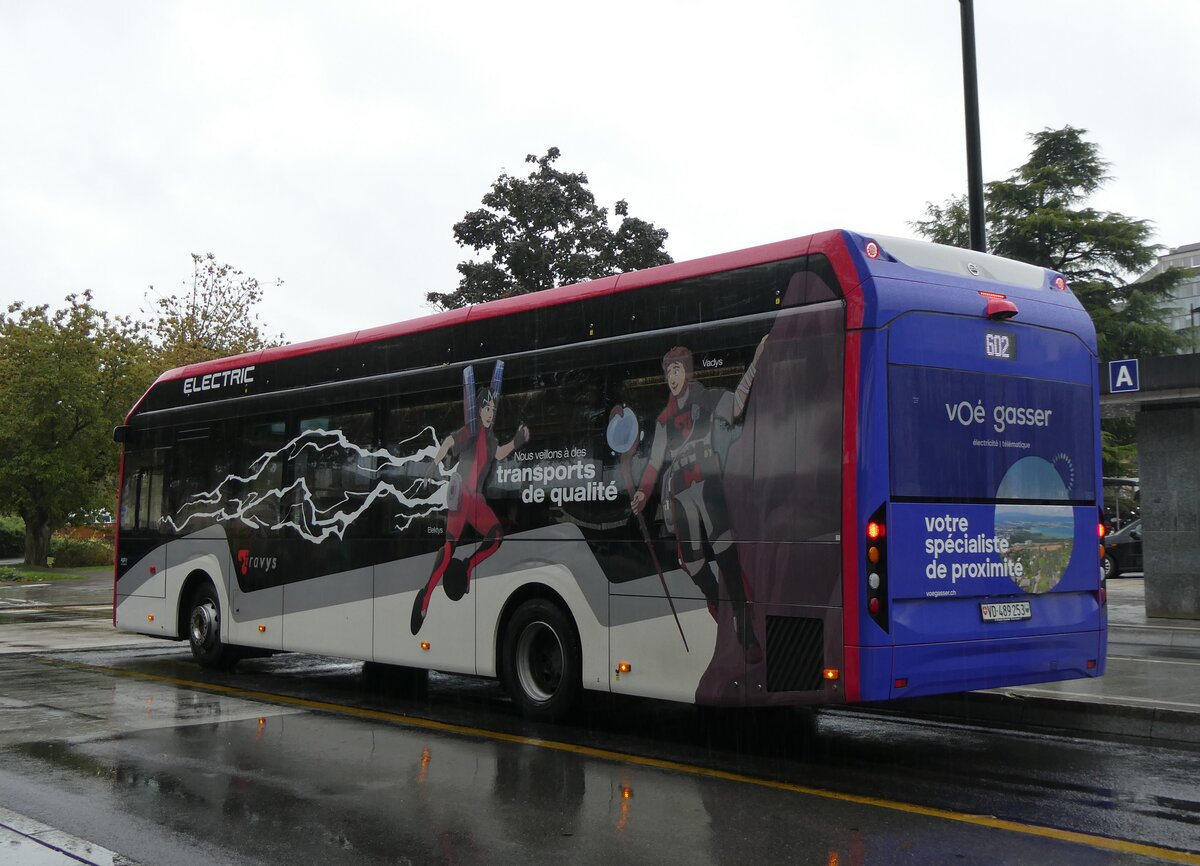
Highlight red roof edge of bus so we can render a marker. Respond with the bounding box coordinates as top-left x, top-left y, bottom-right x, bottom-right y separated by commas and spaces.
463, 276, 622, 323
148, 306, 474, 389
153, 348, 266, 384
352, 306, 472, 345
811, 230, 867, 329
460, 233, 827, 322
613, 235, 817, 292
133, 230, 859, 416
